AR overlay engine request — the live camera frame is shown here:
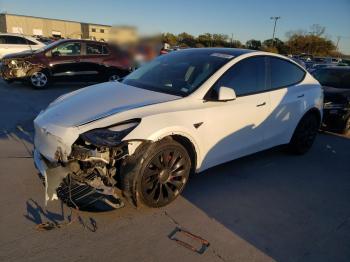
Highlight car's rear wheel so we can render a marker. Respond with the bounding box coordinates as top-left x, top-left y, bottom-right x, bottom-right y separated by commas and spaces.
288, 112, 320, 154
30, 70, 50, 89
122, 139, 191, 208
